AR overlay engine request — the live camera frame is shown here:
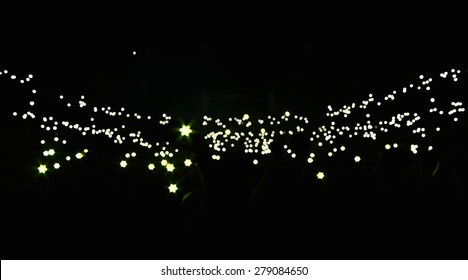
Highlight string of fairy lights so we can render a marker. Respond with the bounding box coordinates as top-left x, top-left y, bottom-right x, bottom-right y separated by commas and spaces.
2, 52, 465, 196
